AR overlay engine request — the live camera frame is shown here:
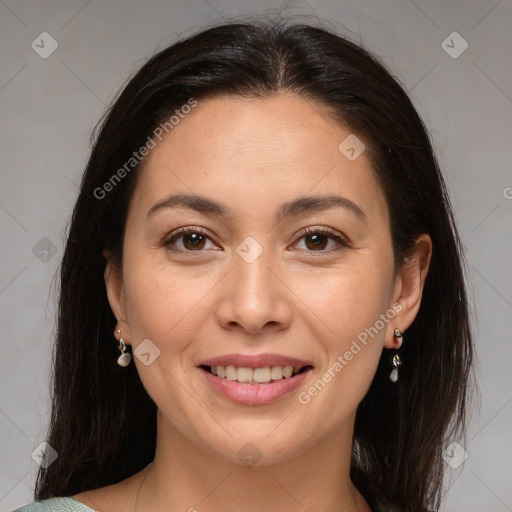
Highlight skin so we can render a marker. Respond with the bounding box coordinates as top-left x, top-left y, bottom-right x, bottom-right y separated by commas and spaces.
74, 92, 431, 512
